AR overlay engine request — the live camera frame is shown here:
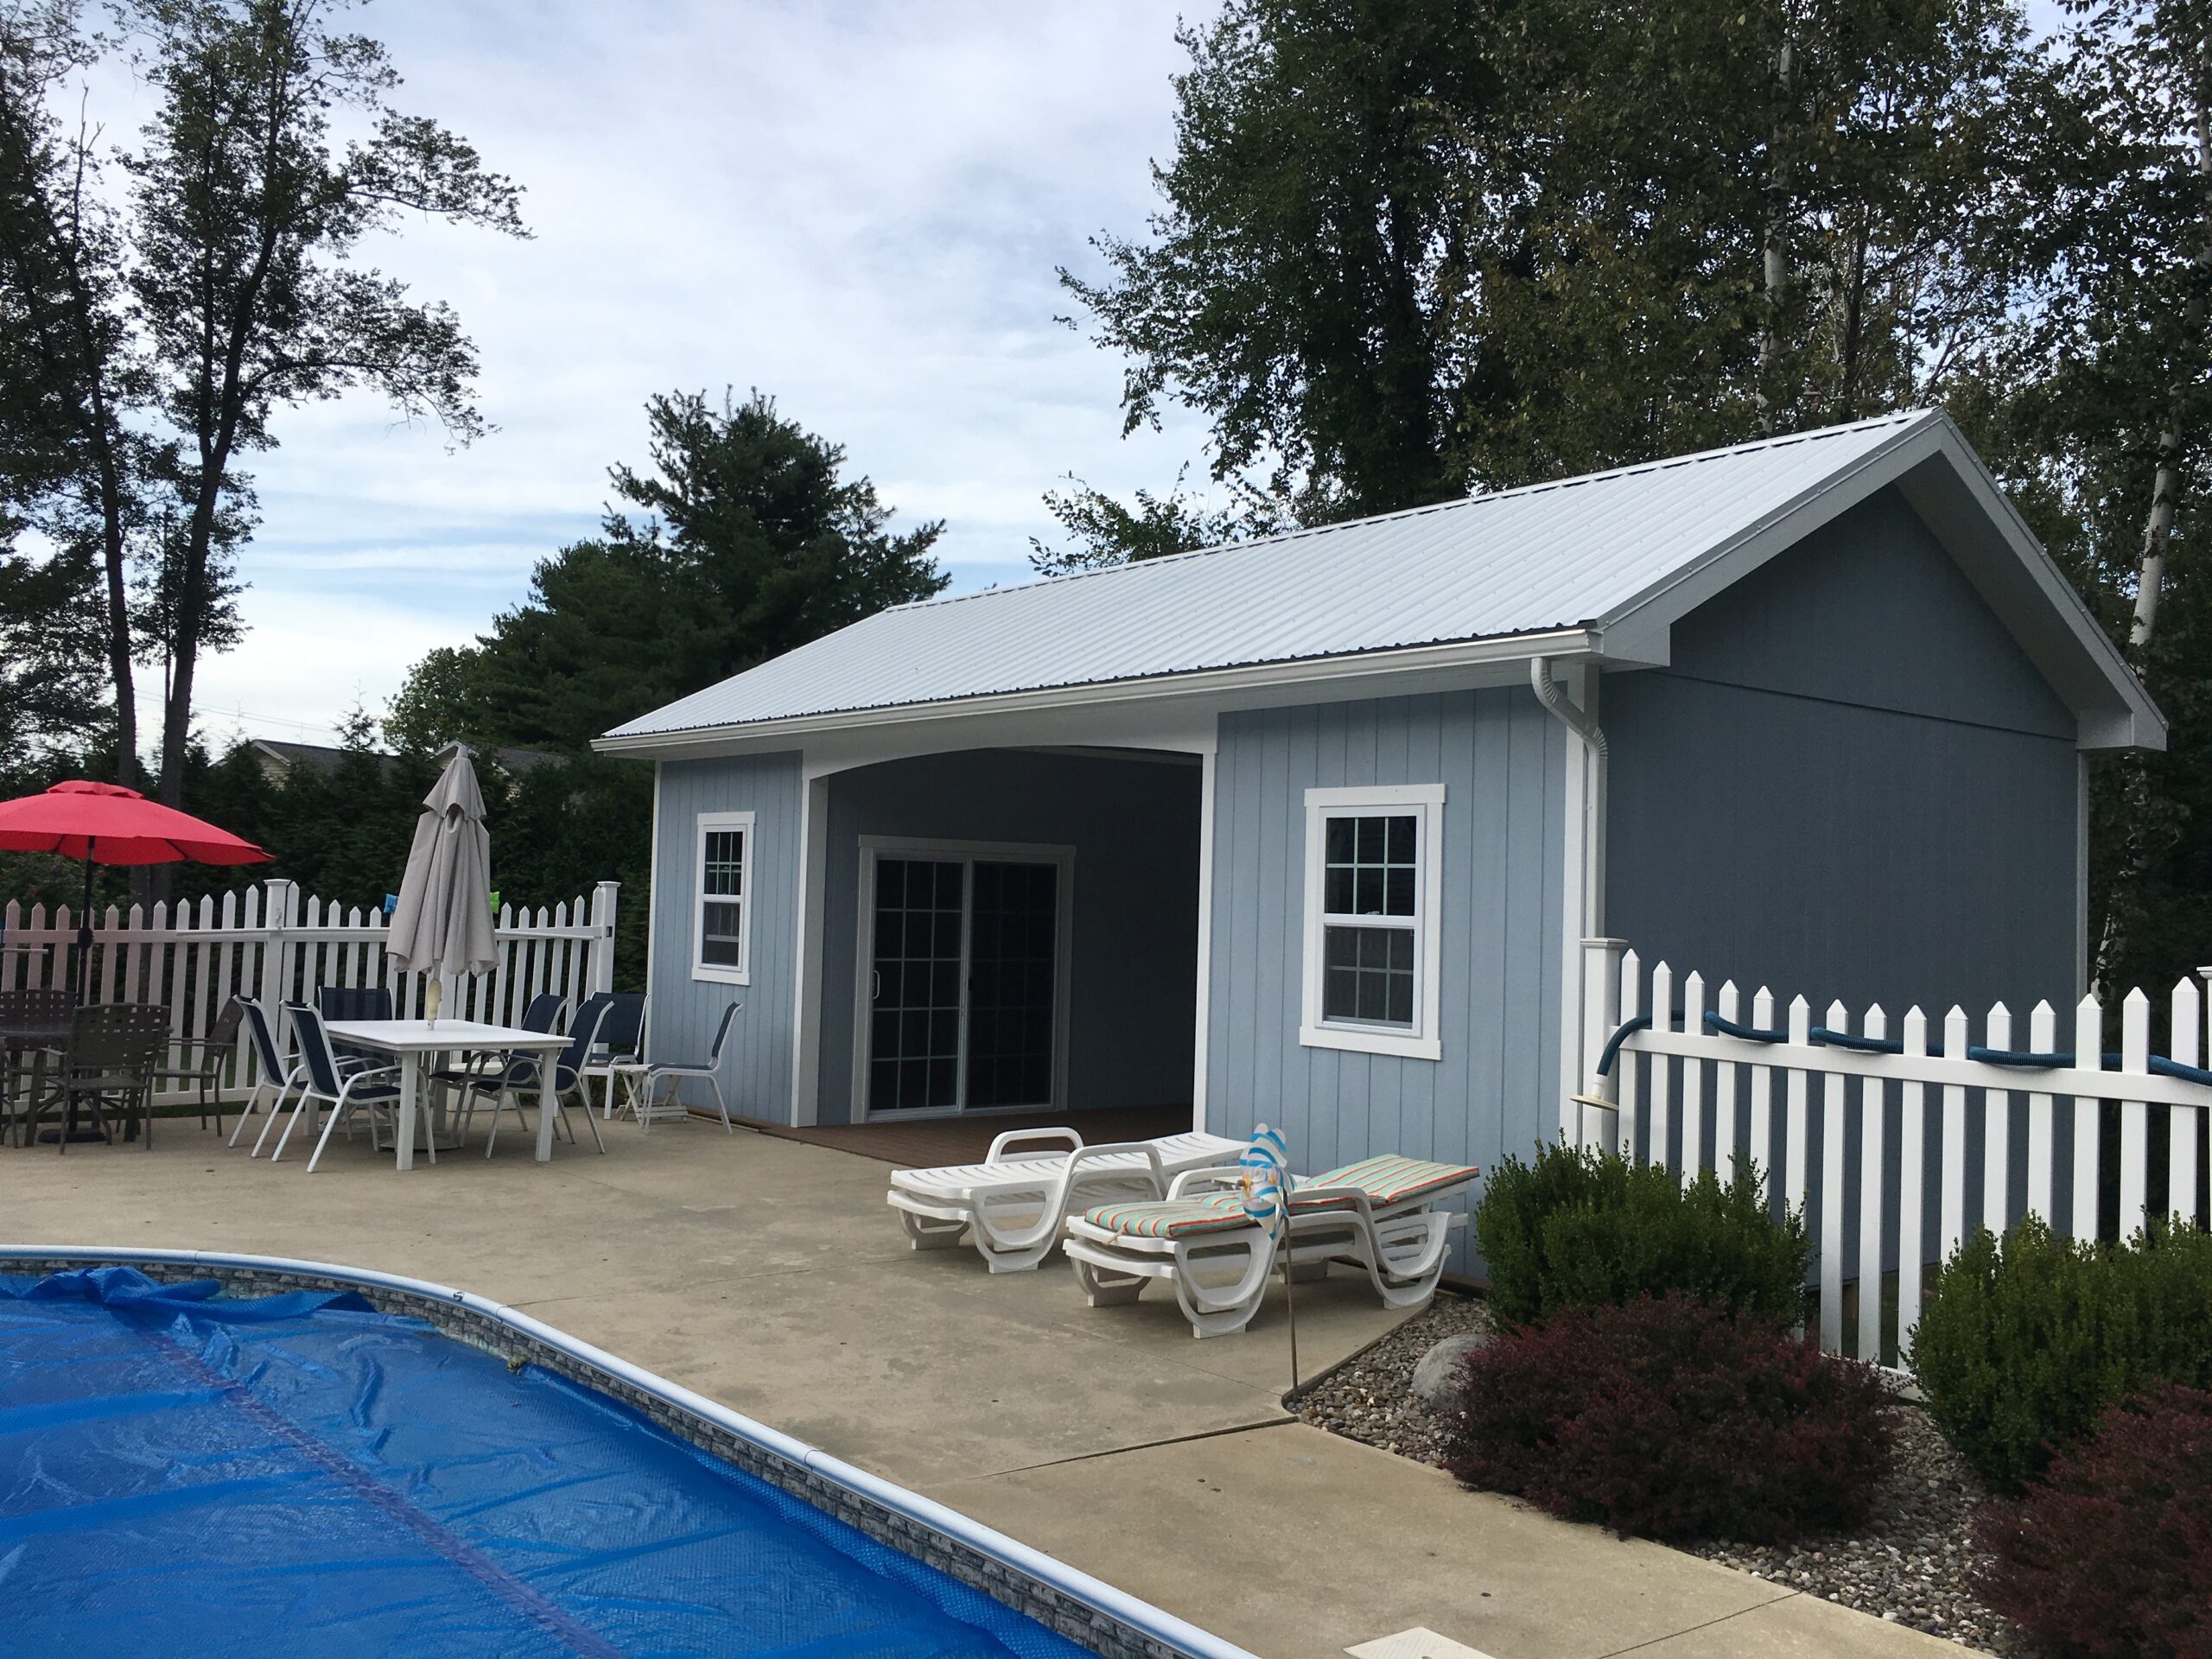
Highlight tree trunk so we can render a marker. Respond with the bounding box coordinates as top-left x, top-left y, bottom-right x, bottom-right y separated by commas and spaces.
2132, 425, 2179, 650
156, 486, 214, 810
1758, 35, 1798, 429
43, 113, 141, 790
2132, 87, 2211, 653
87, 391, 137, 793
